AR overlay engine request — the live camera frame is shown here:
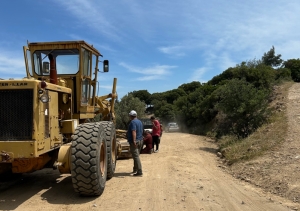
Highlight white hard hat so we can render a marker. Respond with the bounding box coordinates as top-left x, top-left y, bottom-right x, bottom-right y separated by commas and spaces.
129, 110, 137, 116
